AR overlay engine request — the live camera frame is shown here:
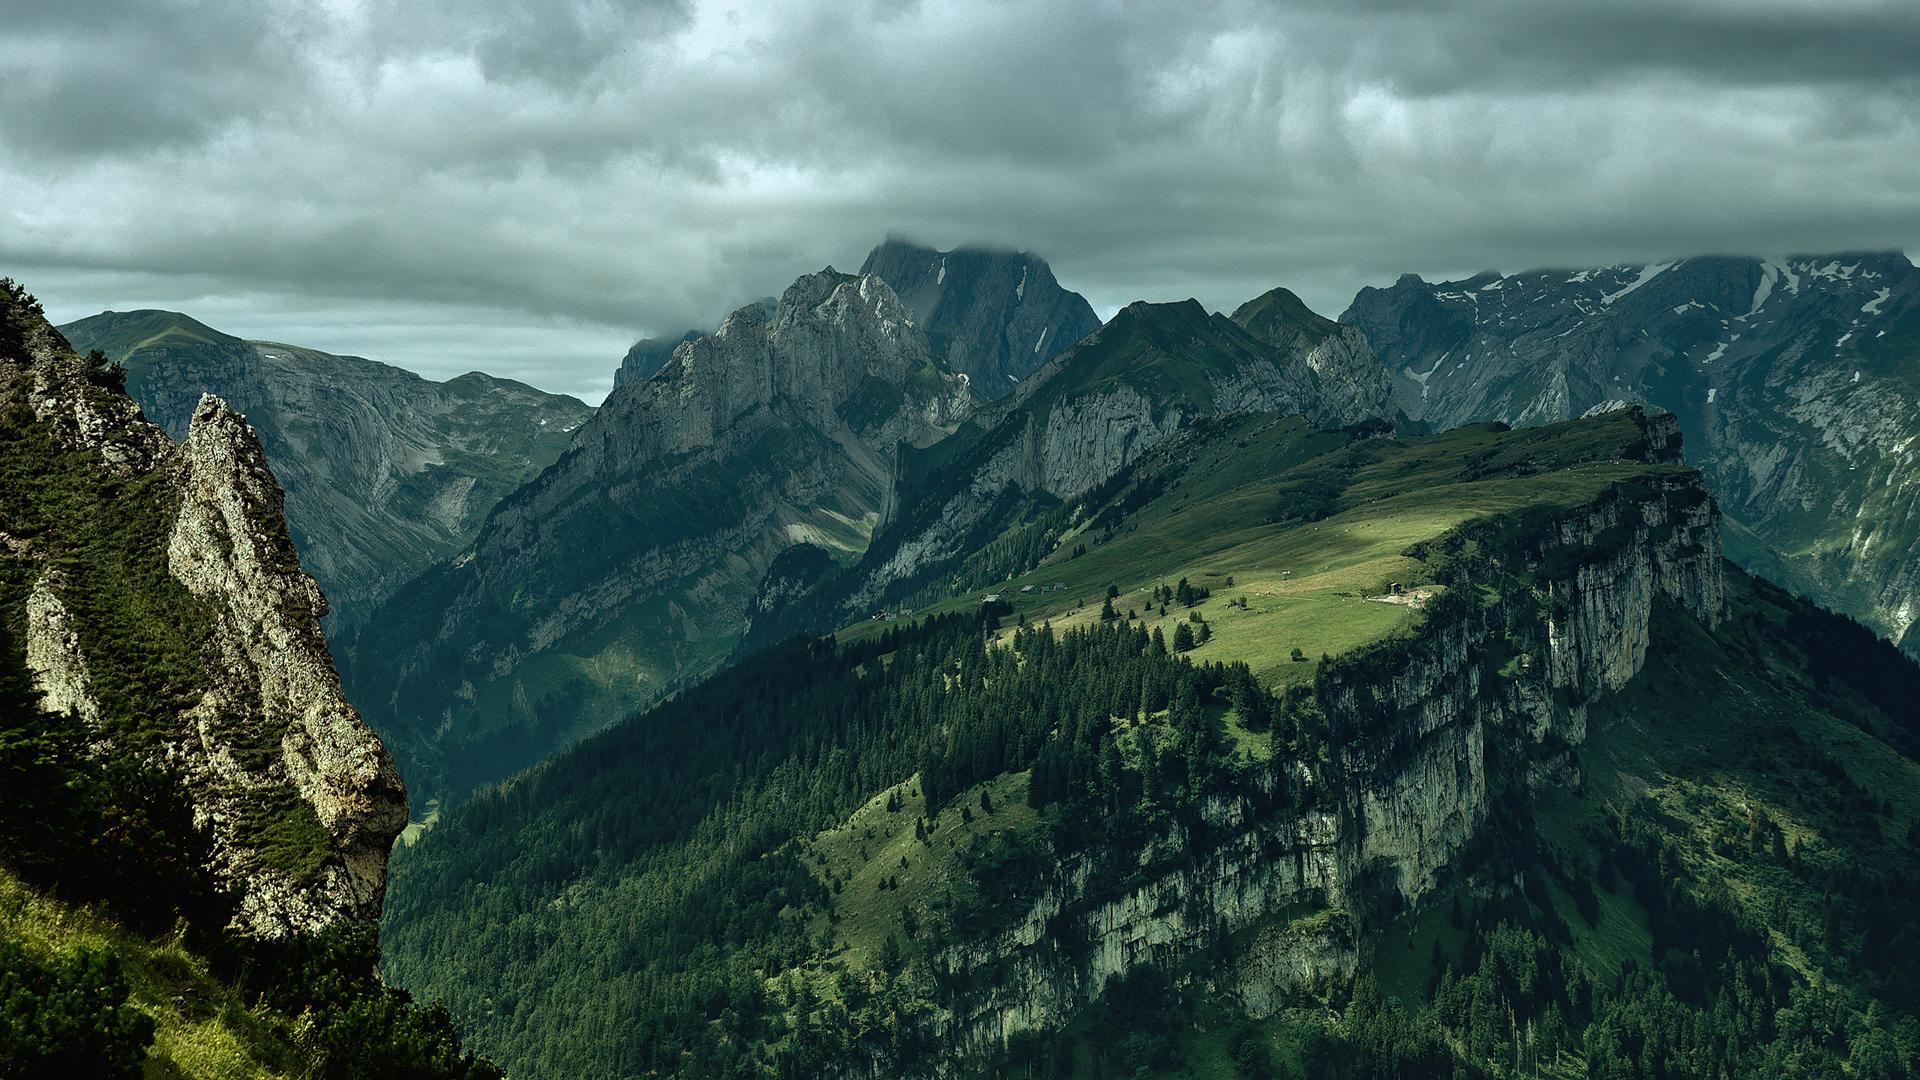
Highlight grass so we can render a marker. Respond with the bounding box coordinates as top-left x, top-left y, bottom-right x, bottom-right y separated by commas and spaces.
0, 869, 296, 1079
803, 769, 1040, 971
